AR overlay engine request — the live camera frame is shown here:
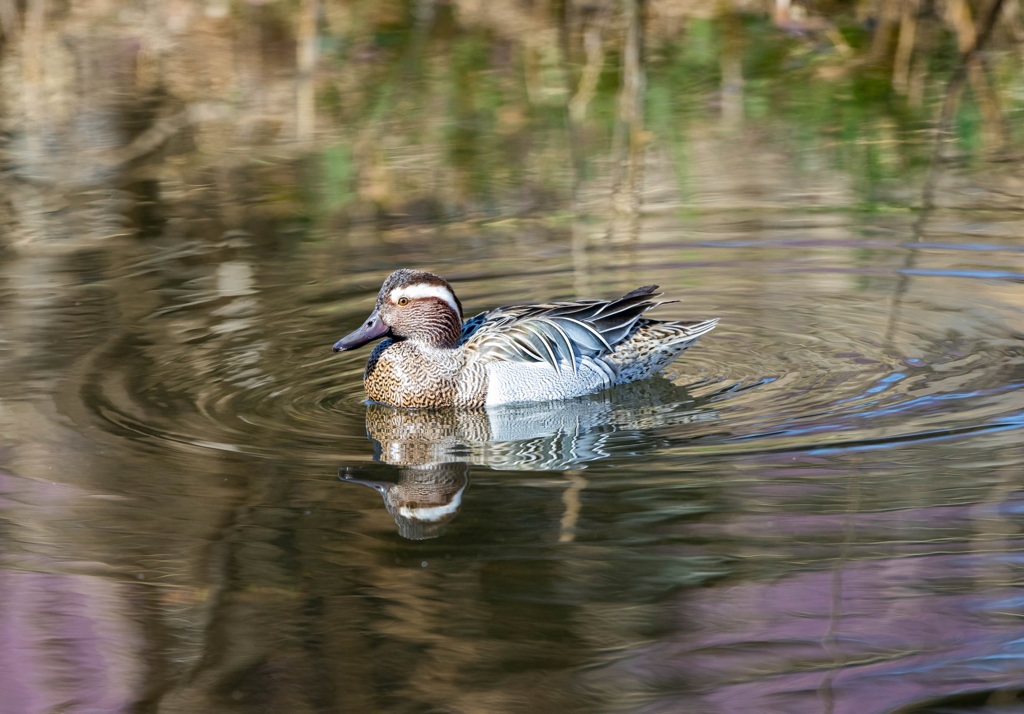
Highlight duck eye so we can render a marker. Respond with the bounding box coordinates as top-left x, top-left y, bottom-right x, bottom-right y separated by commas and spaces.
396, 297, 410, 306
